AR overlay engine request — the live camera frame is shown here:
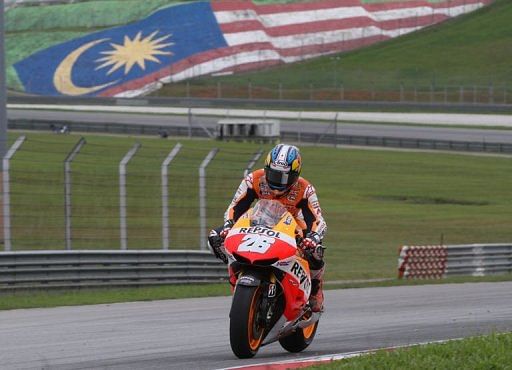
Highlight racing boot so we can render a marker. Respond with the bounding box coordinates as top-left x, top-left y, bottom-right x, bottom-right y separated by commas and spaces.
309, 267, 325, 312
